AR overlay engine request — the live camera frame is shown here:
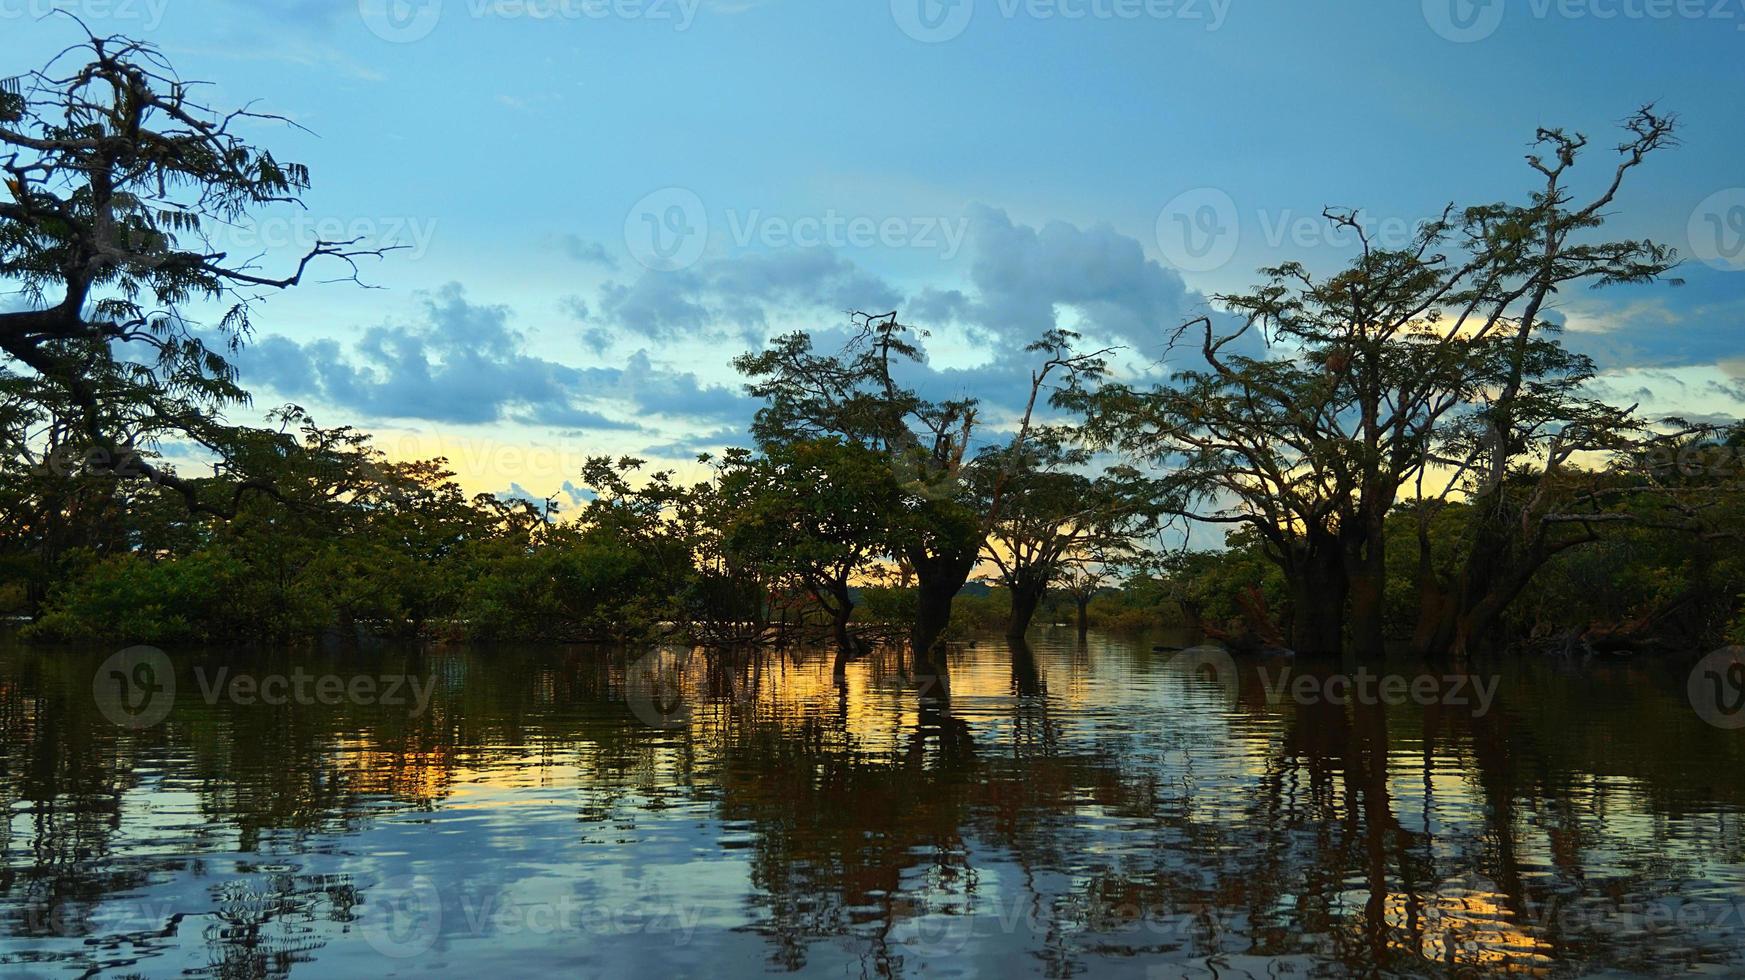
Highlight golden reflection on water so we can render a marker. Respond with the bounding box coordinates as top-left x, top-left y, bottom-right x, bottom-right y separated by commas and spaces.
3, 632, 1745, 977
